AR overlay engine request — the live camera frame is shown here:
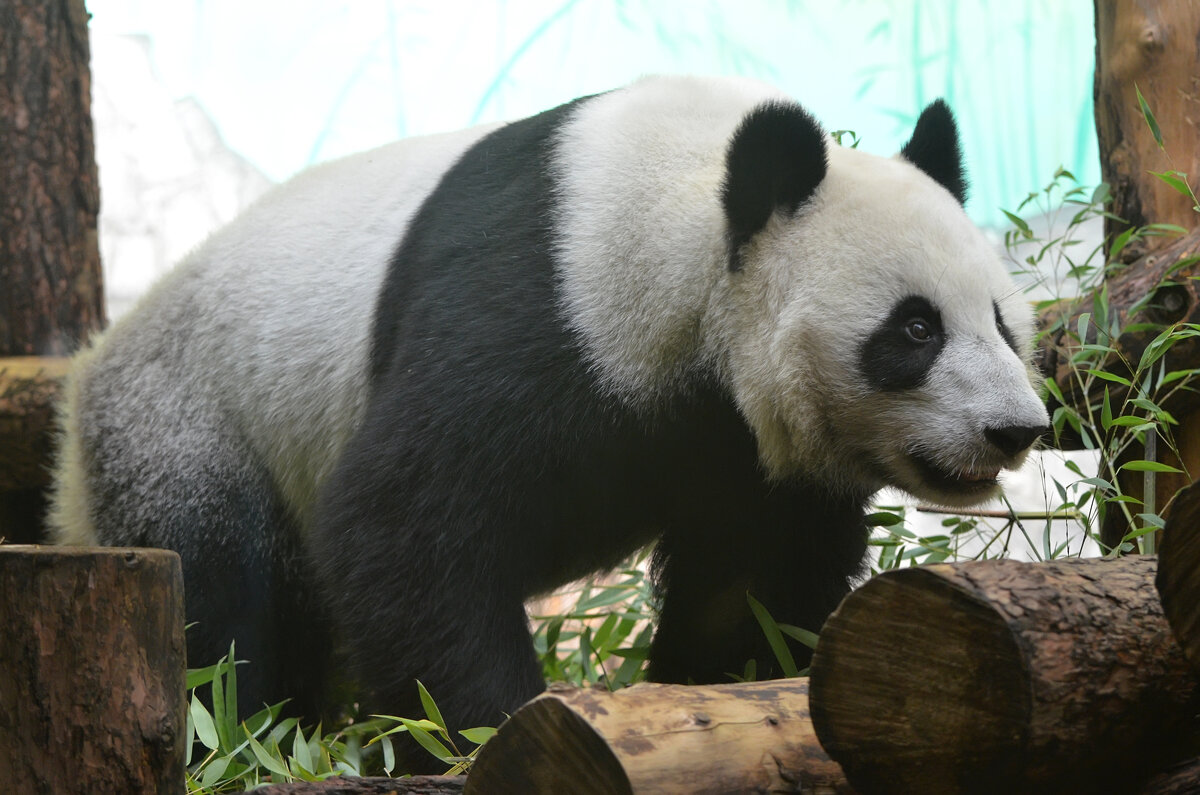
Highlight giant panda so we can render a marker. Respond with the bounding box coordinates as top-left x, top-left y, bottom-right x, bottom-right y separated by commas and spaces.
50, 75, 1049, 734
